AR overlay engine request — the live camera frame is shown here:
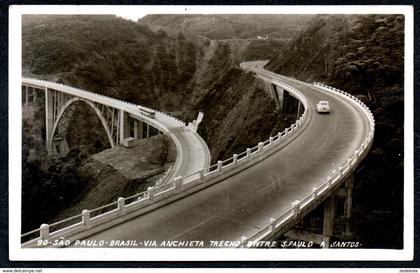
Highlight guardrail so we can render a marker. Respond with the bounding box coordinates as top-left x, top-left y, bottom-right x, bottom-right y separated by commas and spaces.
21, 78, 310, 247
237, 82, 375, 247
